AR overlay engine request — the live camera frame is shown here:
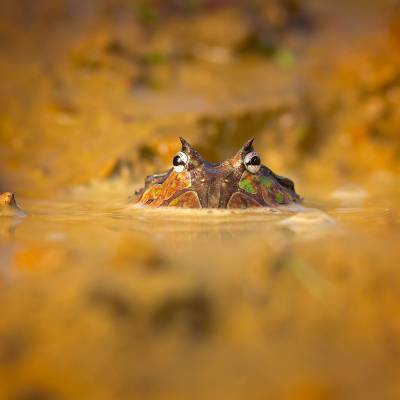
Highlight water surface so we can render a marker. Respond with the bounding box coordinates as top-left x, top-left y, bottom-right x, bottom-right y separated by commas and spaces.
1, 178, 399, 399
